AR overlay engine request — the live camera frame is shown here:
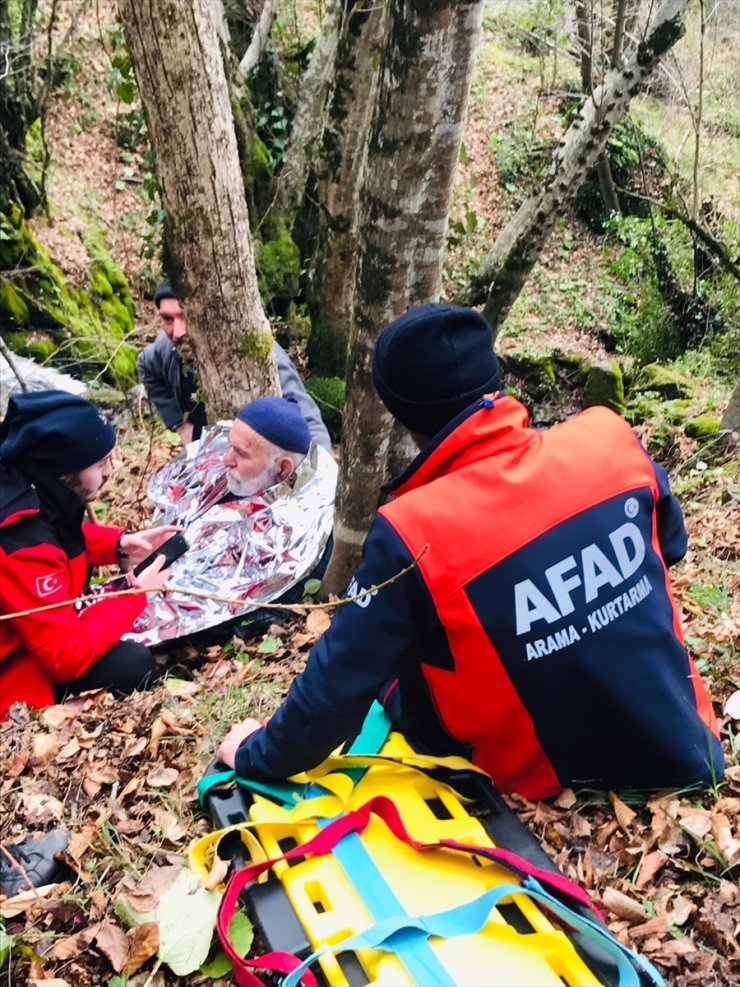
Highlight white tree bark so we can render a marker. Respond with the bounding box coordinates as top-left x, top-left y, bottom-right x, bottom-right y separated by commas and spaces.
307, 0, 387, 375
118, 0, 279, 419
323, 0, 485, 595
457, 0, 688, 338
